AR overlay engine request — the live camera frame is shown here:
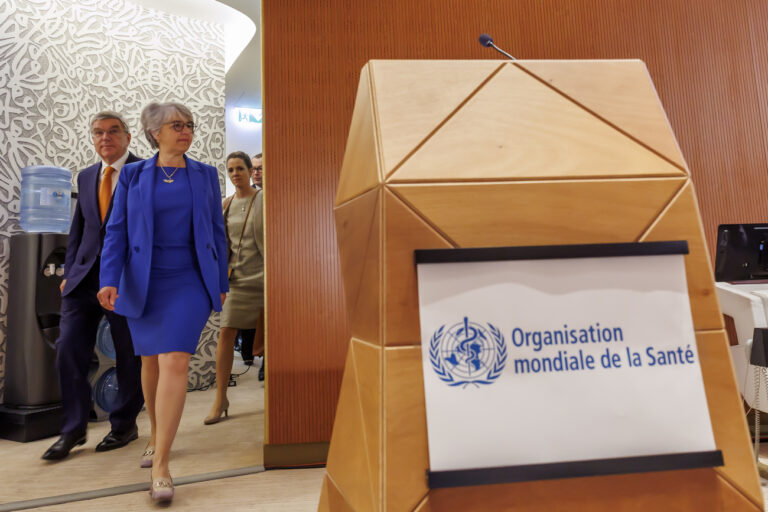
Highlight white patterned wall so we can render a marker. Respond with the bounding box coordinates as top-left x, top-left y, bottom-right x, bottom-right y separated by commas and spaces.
0, 0, 227, 399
